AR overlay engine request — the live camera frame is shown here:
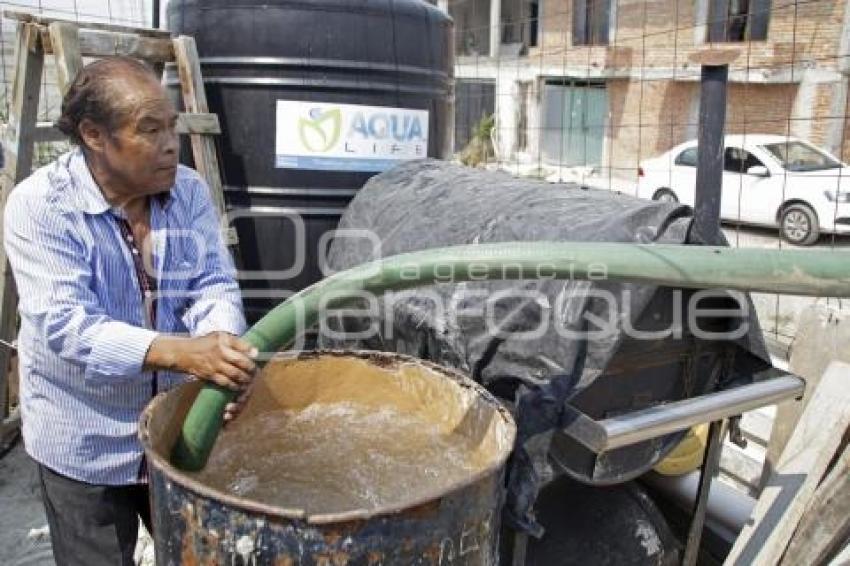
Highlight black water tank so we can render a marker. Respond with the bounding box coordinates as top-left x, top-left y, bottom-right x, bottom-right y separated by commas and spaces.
168, 0, 454, 322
